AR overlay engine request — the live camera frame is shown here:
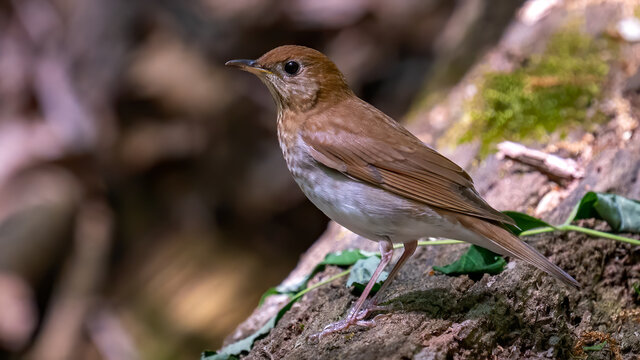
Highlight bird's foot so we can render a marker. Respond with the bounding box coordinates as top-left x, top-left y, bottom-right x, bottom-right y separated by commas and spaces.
309, 302, 391, 340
